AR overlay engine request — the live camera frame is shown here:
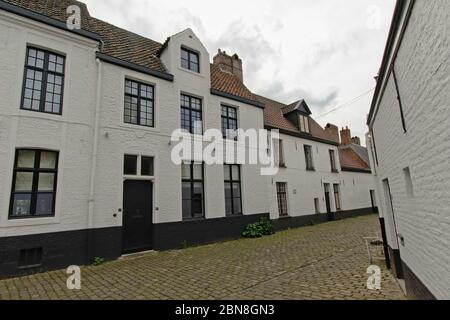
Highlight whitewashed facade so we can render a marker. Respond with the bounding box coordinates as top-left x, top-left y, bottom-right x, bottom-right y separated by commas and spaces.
367, 0, 449, 300
0, 0, 376, 277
